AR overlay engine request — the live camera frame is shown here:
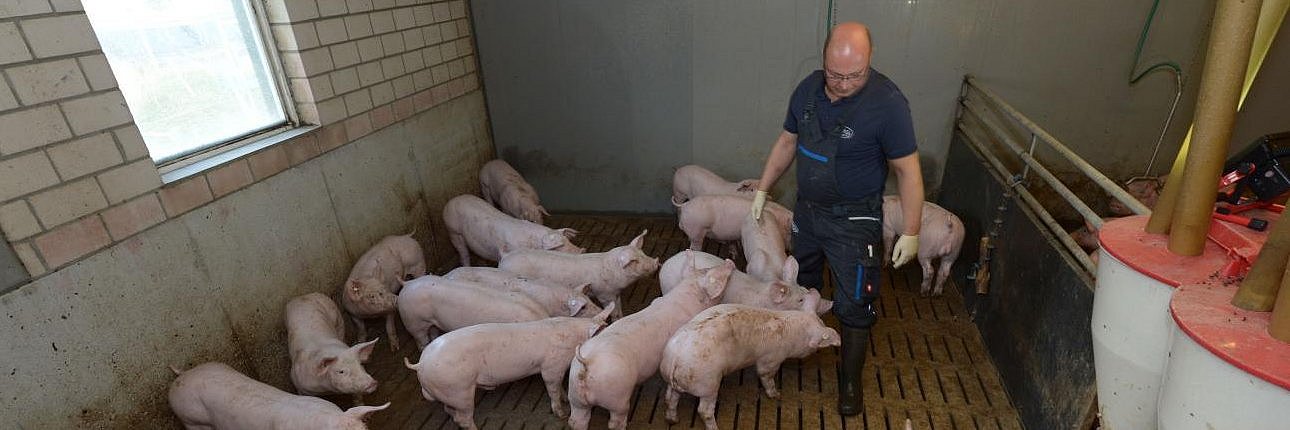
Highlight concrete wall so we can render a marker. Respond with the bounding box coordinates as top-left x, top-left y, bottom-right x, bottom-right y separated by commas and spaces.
472, 0, 1219, 212
0, 1, 493, 427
